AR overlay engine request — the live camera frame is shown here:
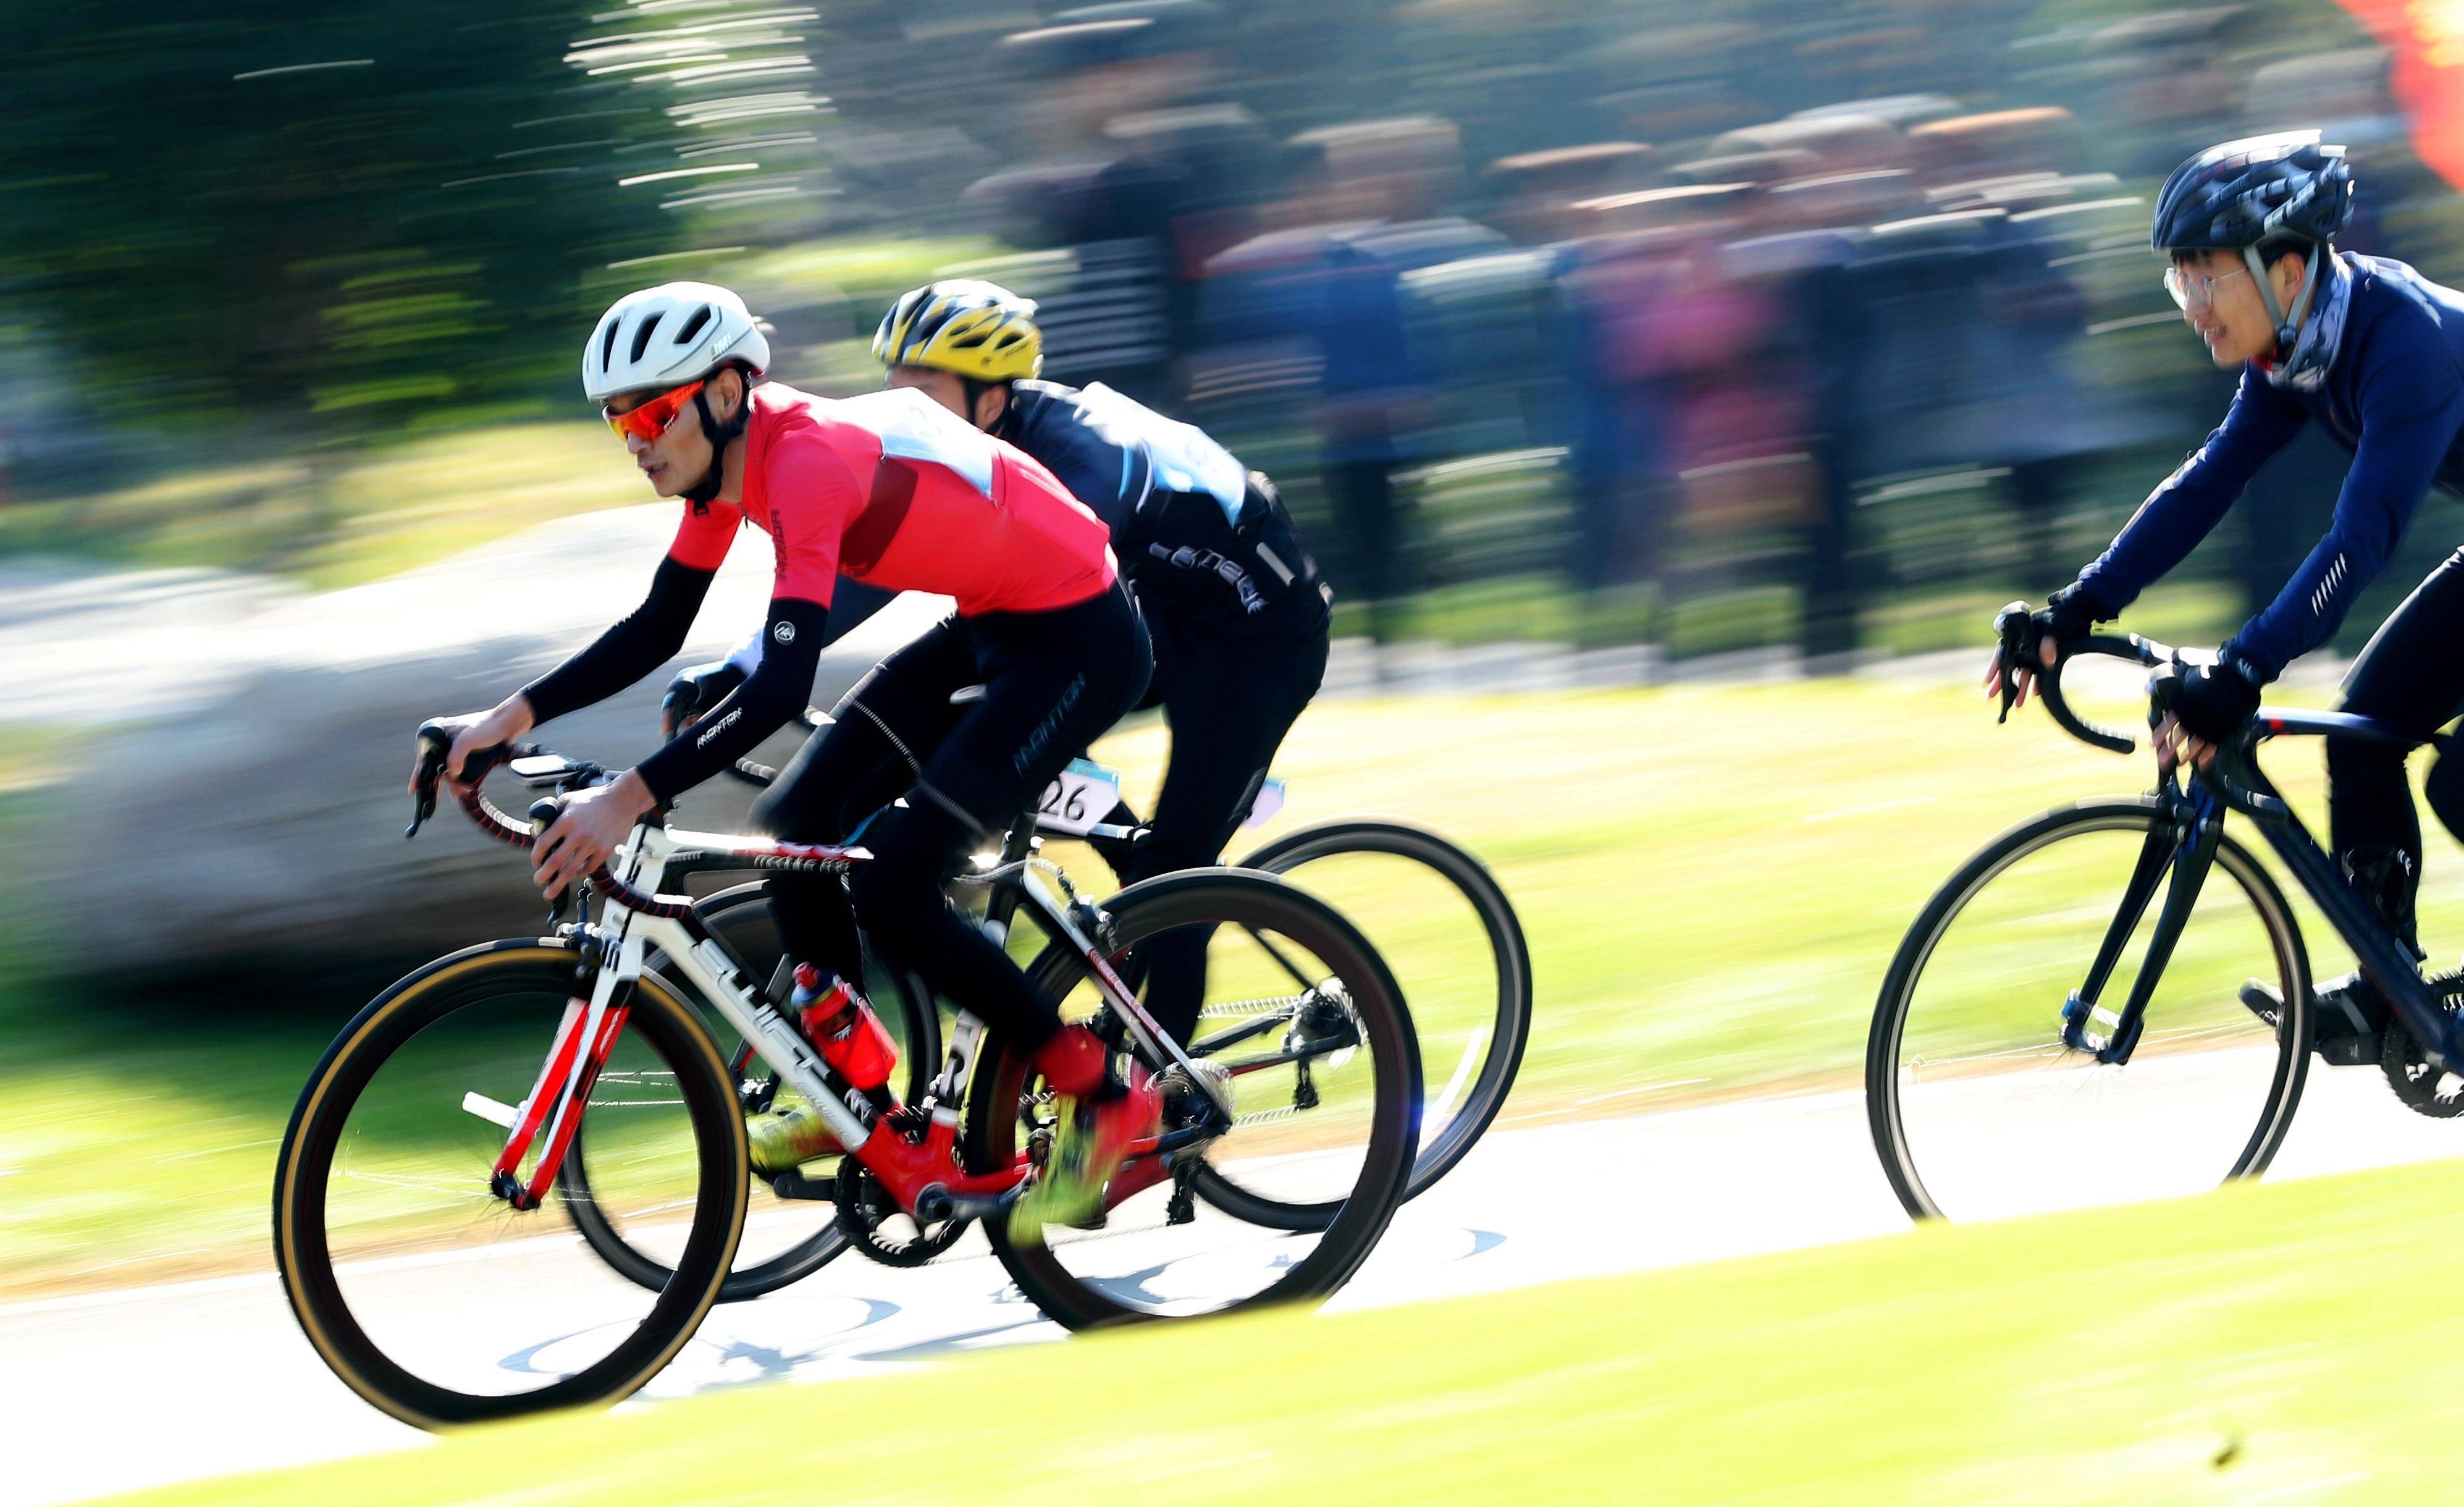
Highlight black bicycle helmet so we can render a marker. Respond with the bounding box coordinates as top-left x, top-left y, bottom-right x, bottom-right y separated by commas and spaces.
2151, 130, 2355, 350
